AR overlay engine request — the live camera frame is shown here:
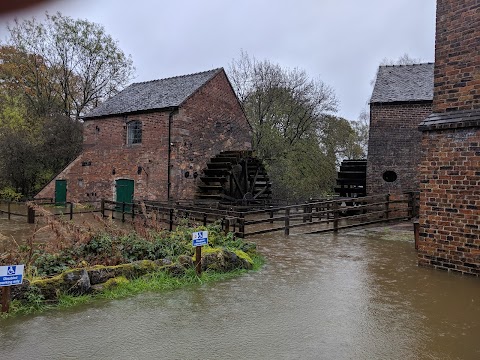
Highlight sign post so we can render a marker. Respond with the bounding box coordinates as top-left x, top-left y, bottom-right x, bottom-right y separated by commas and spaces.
192, 231, 208, 276
0, 264, 24, 313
